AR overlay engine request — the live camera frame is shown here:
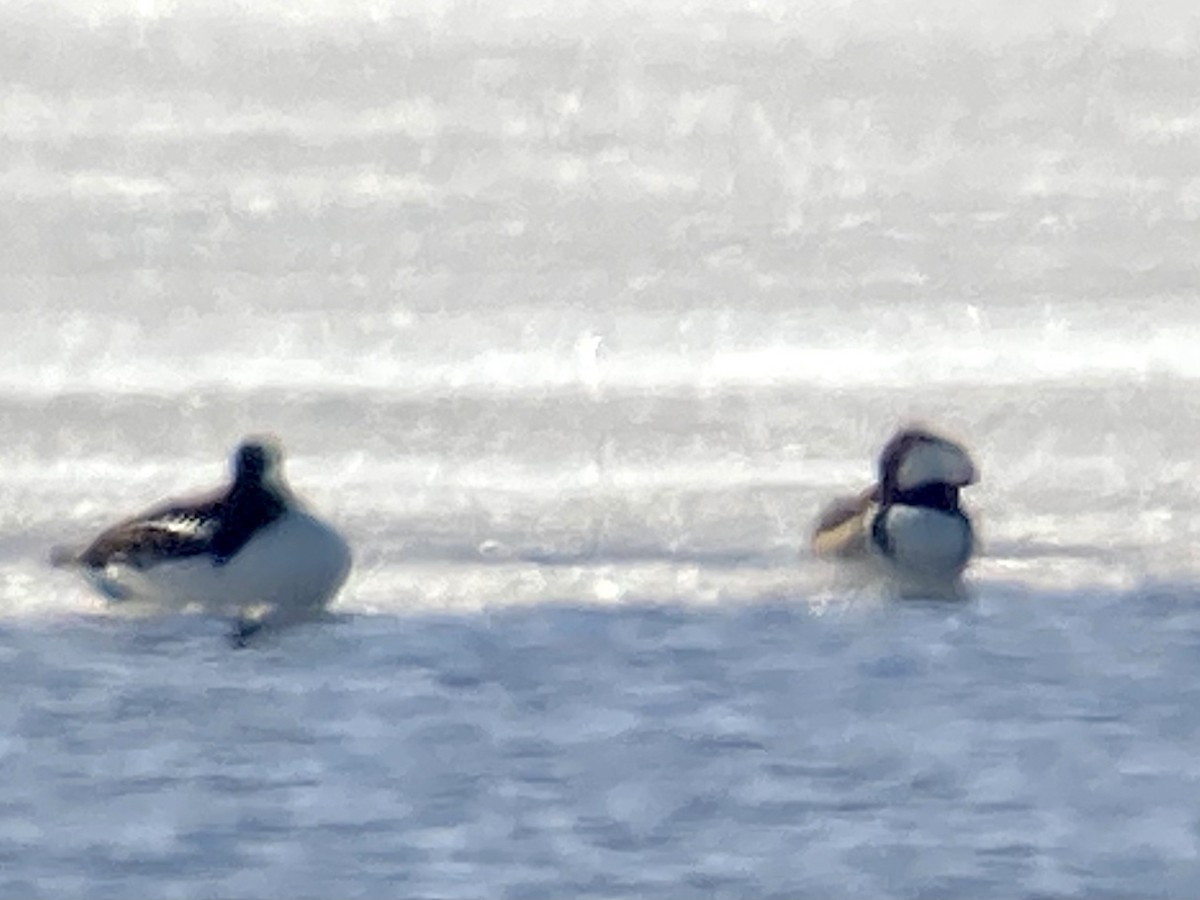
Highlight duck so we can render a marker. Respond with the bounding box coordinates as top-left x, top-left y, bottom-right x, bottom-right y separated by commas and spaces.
52, 436, 352, 639
811, 426, 977, 595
